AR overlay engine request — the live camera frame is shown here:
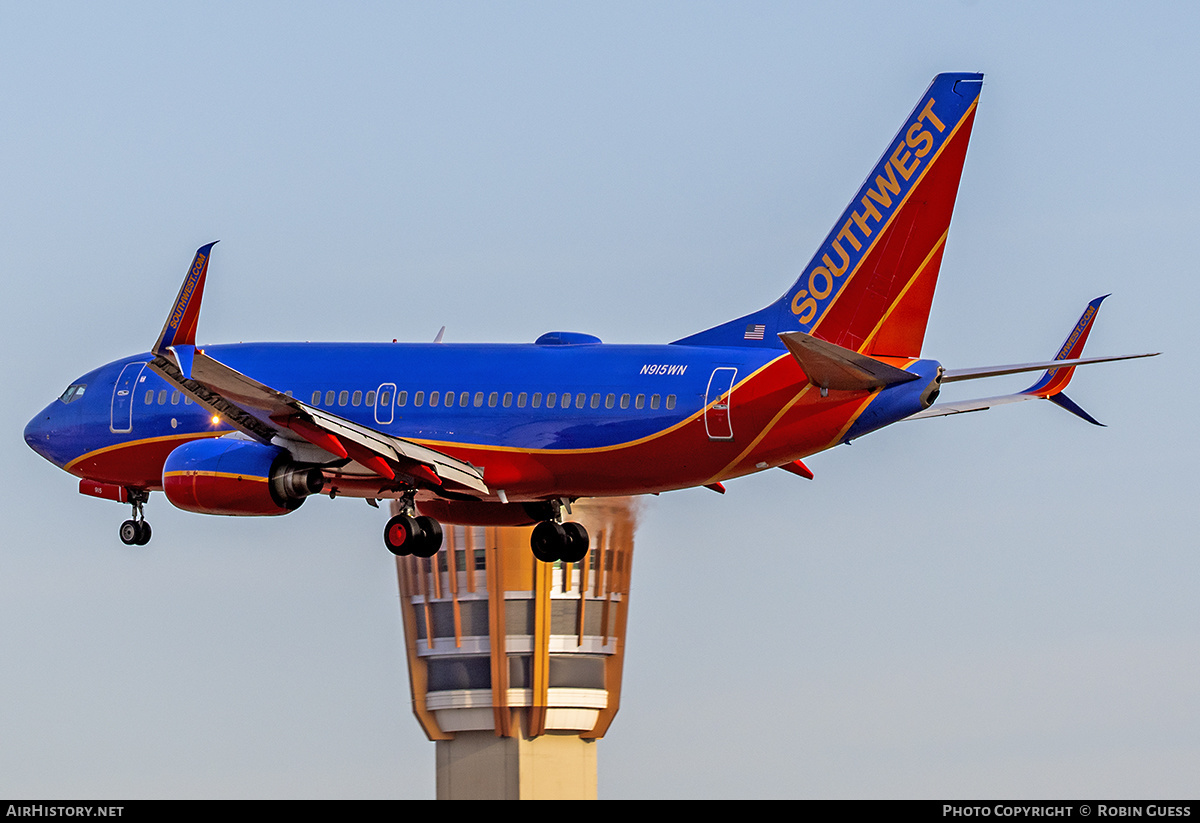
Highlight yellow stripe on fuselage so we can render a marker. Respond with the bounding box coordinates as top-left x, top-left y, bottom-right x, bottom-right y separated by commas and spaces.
64, 430, 229, 474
